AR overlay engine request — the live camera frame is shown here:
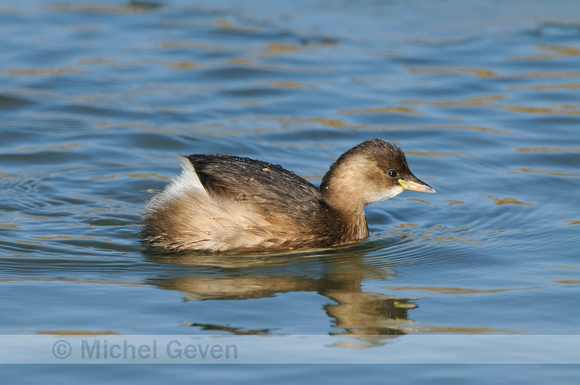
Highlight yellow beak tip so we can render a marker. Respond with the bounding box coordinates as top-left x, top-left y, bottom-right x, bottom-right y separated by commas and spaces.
399, 178, 436, 193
